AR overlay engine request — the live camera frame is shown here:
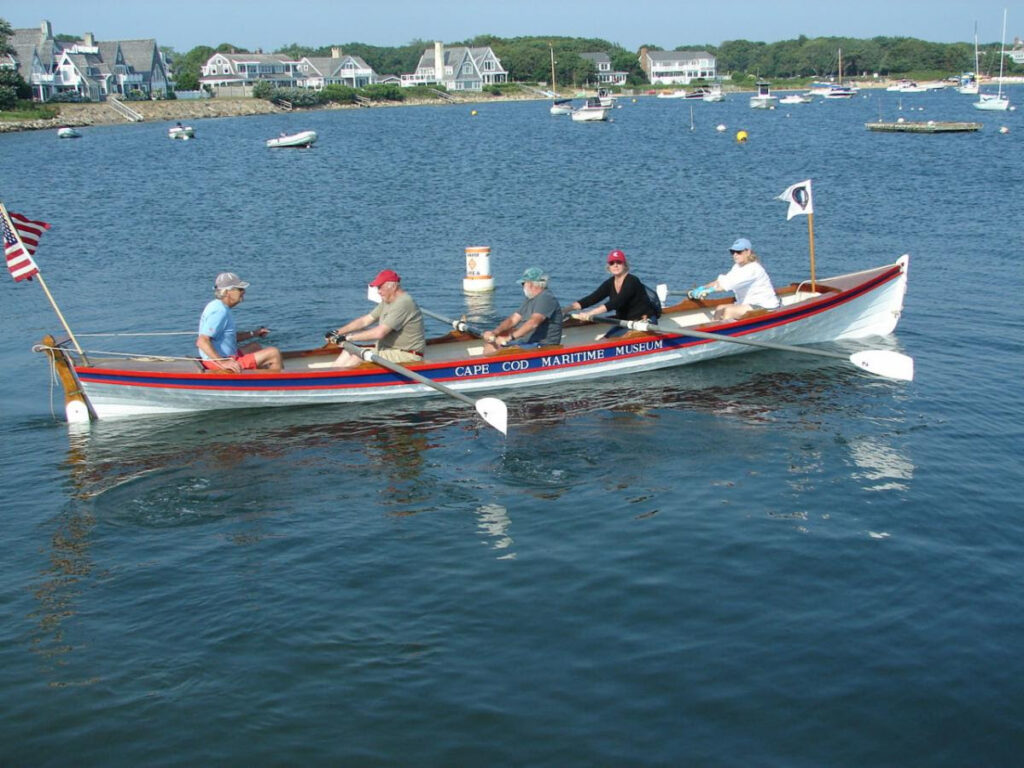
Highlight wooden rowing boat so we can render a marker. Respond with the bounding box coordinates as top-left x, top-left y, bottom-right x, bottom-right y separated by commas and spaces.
37, 256, 911, 427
